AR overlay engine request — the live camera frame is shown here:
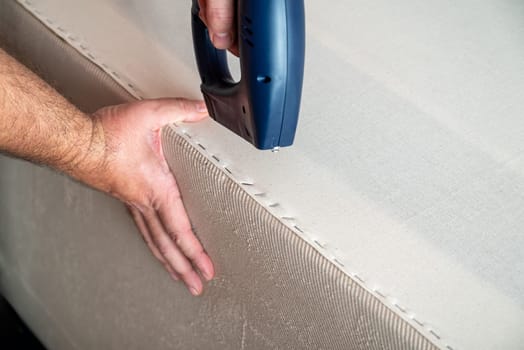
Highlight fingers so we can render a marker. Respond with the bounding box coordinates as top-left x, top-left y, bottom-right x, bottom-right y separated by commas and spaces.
127, 206, 181, 281
142, 207, 205, 296
200, 0, 235, 50
115, 96, 216, 296
157, 190, 215, 282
